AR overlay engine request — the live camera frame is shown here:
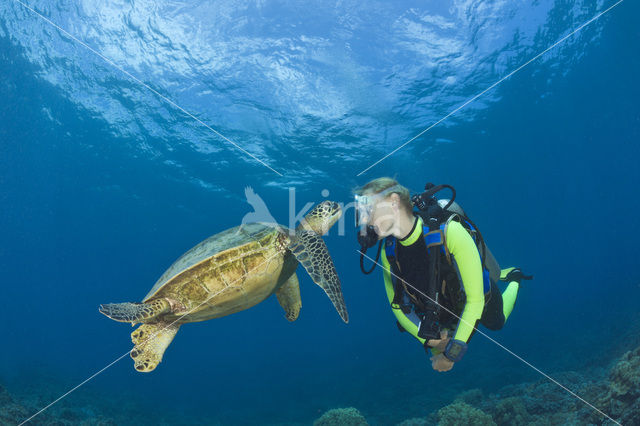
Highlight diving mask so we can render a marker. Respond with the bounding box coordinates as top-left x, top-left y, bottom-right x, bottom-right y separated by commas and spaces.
354, 184, 404, 227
